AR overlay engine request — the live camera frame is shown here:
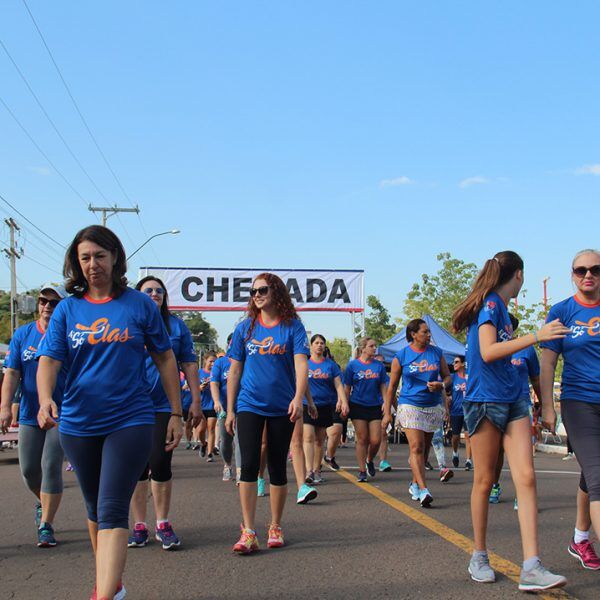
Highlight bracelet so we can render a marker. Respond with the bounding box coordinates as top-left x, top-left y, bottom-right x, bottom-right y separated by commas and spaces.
170, 413, 183, 418
533, 330, 539, 344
